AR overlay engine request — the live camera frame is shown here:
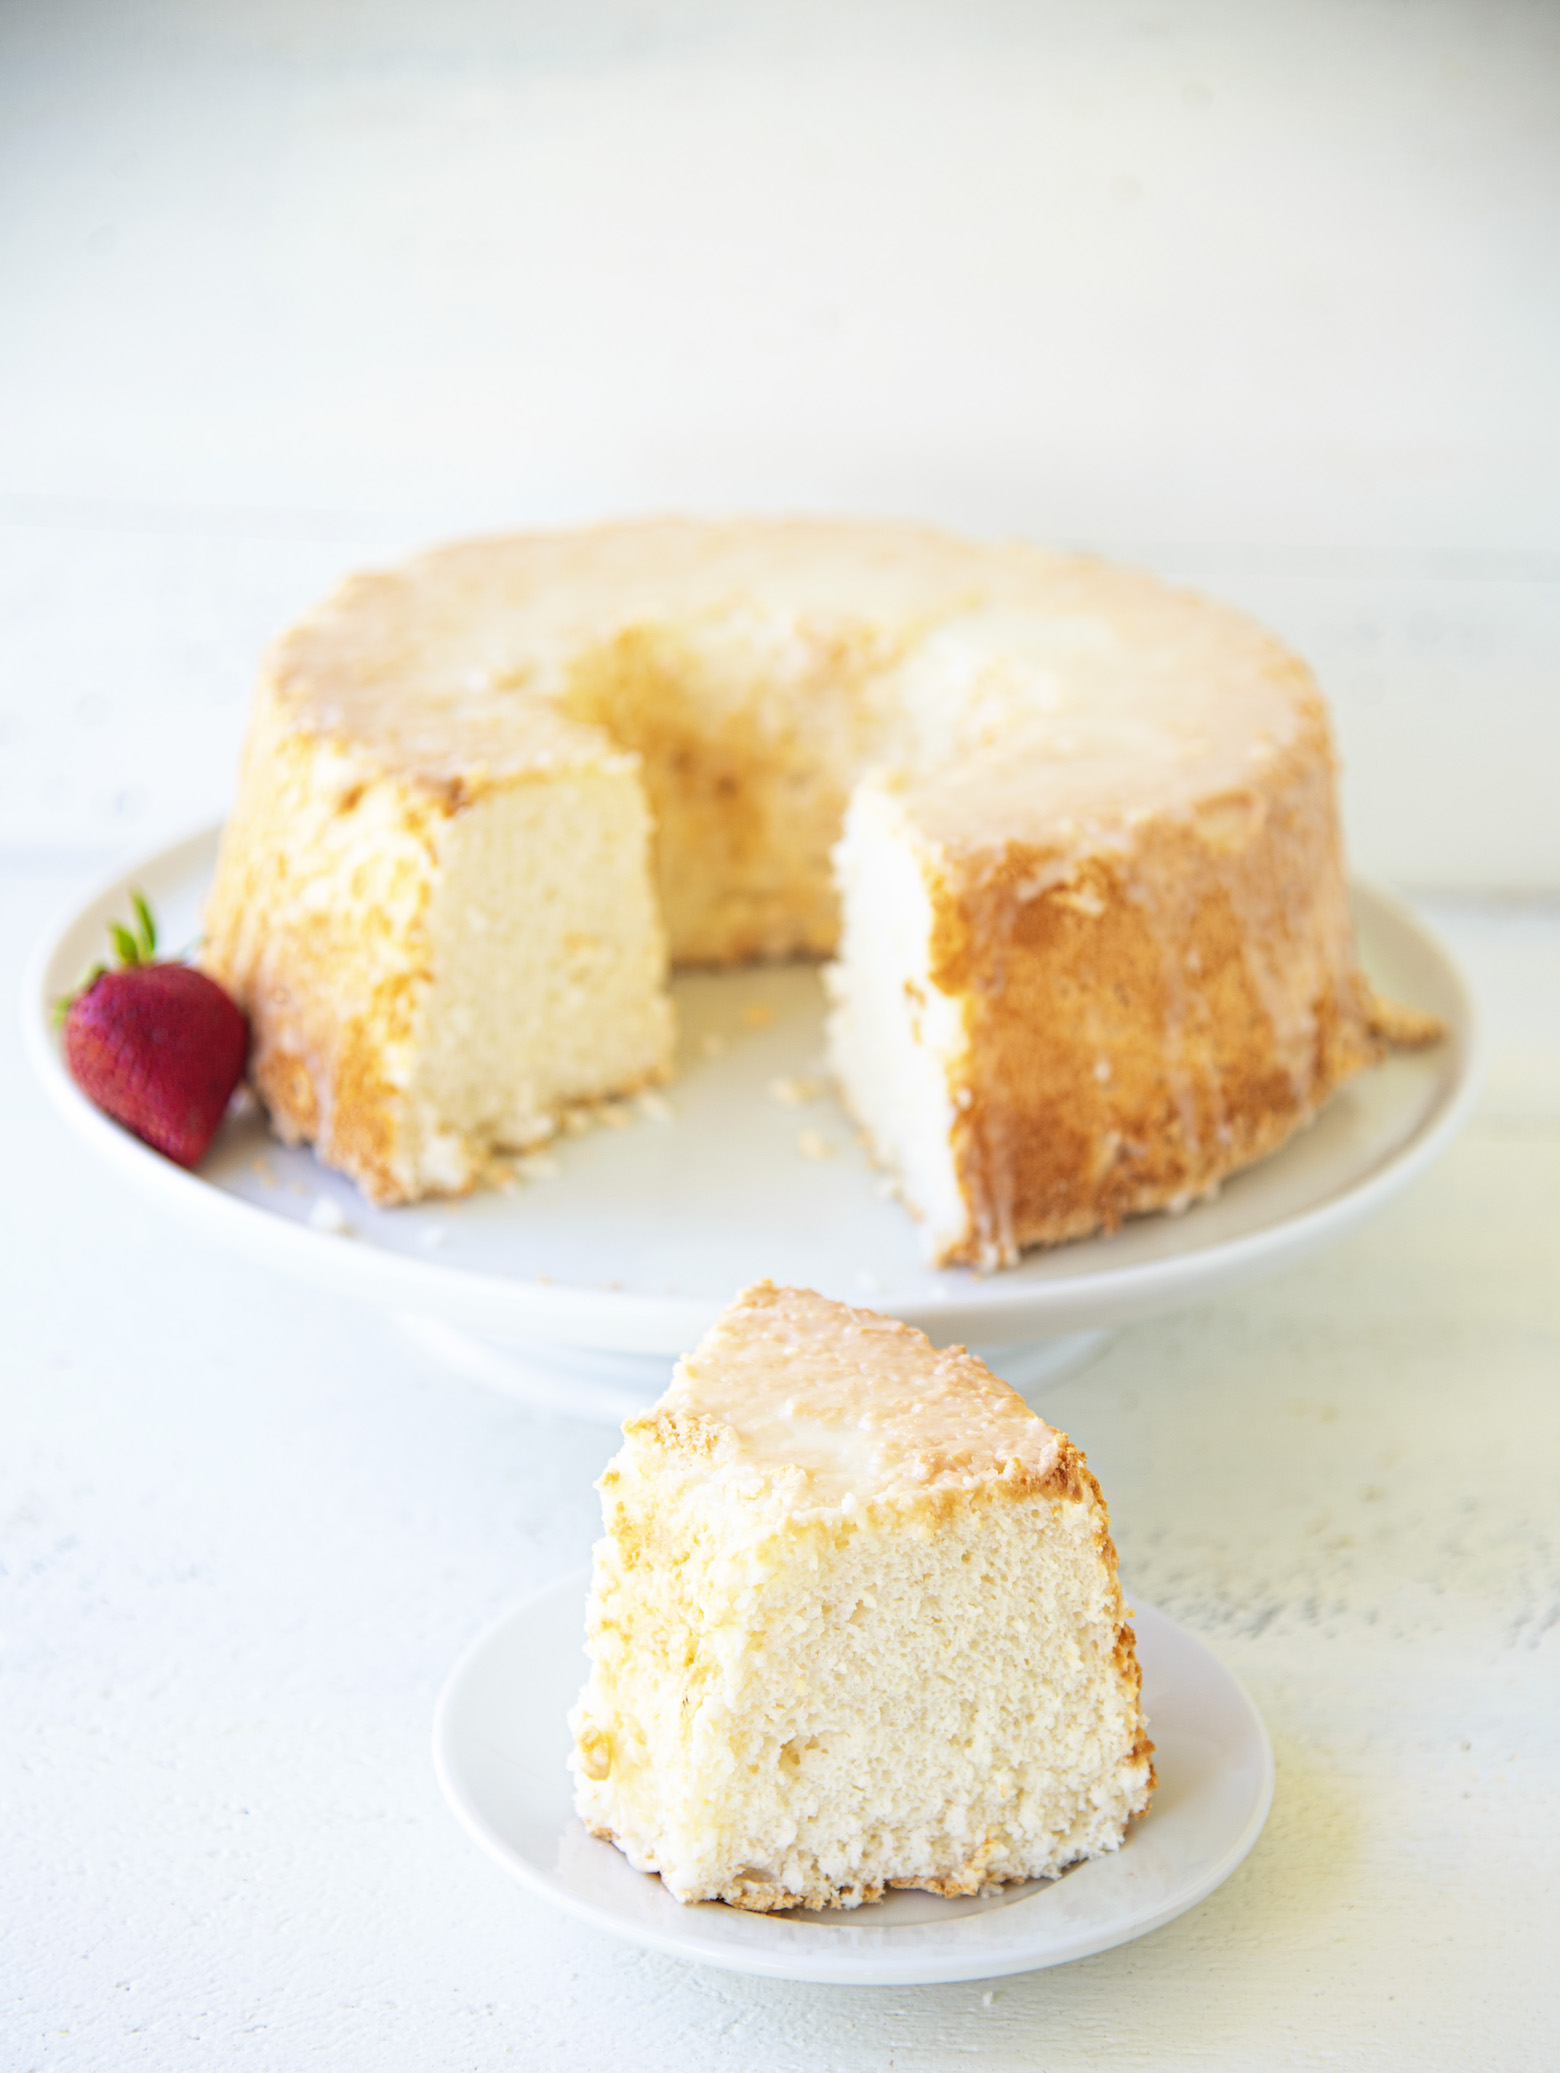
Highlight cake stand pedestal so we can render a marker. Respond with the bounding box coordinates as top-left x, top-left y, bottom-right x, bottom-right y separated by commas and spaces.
394, 1314, 1112, 1426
